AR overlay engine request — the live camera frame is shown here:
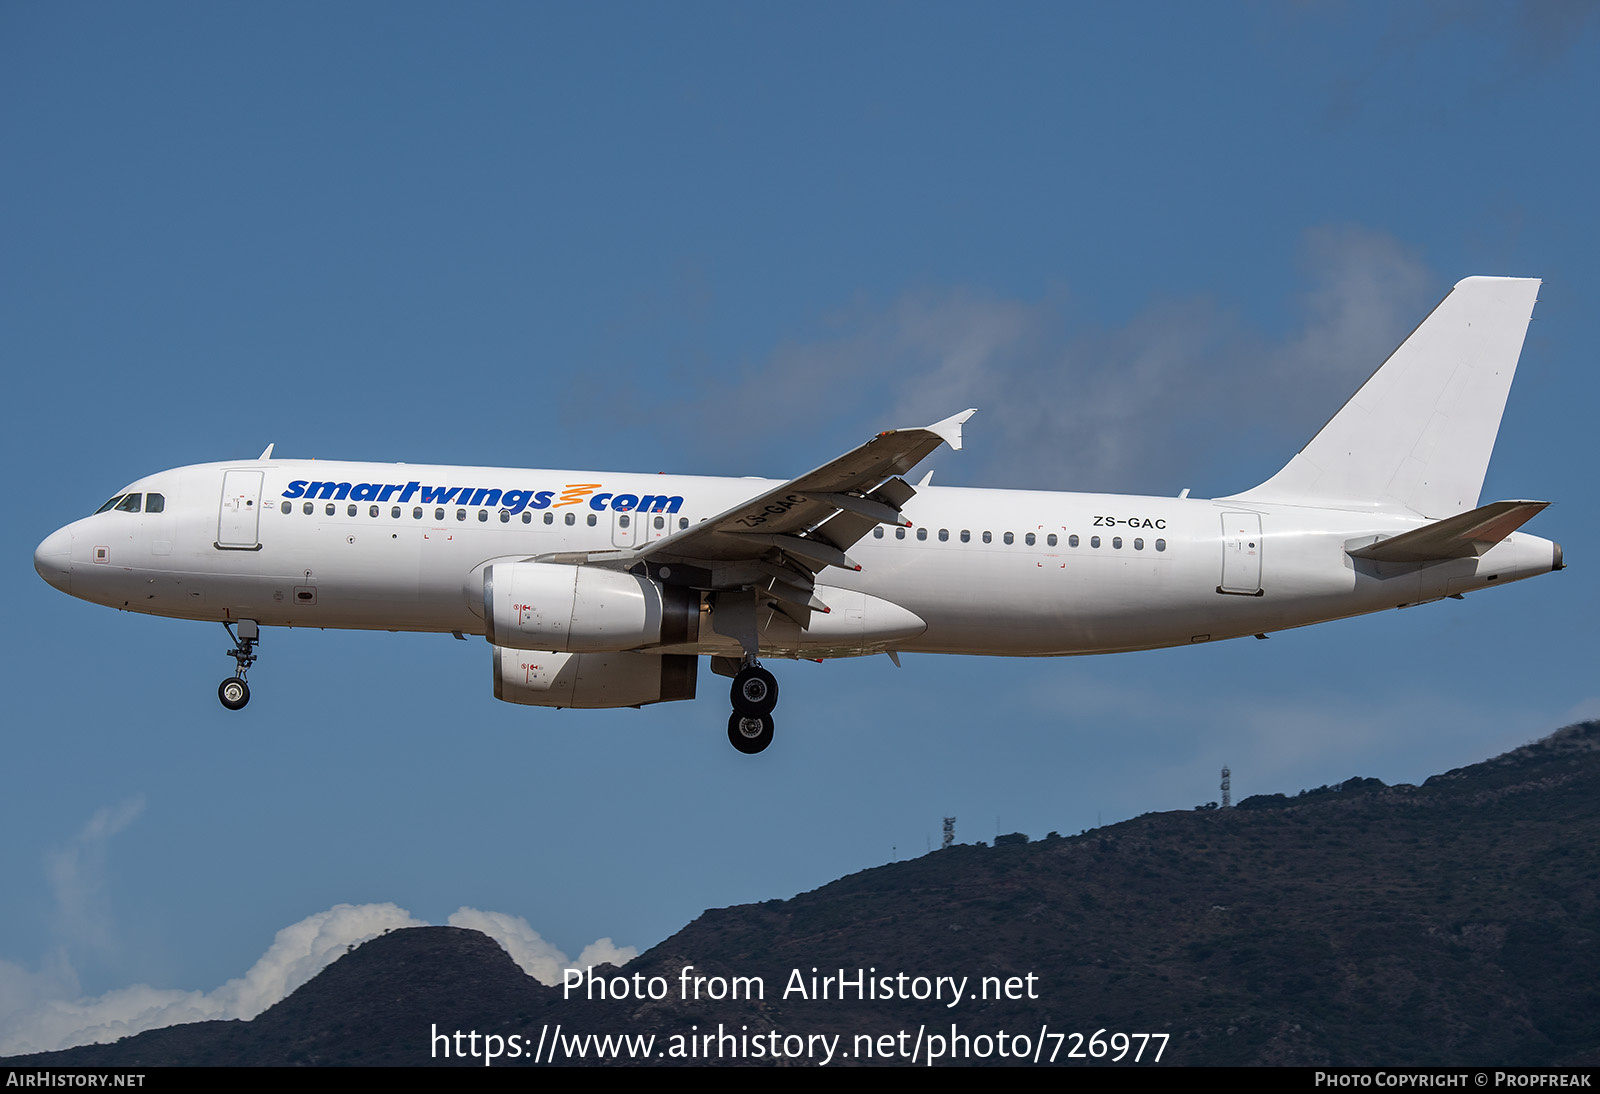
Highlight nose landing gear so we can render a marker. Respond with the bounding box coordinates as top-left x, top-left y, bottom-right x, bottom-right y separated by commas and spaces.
727, 662, 778, 754
219, 620, 259, 711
